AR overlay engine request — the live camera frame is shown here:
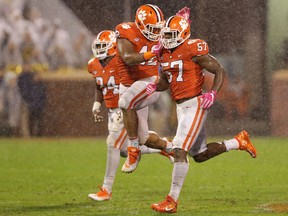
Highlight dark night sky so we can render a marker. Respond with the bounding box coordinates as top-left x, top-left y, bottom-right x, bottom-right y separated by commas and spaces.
61, 0, 266, 54
61, 0, 196, 34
